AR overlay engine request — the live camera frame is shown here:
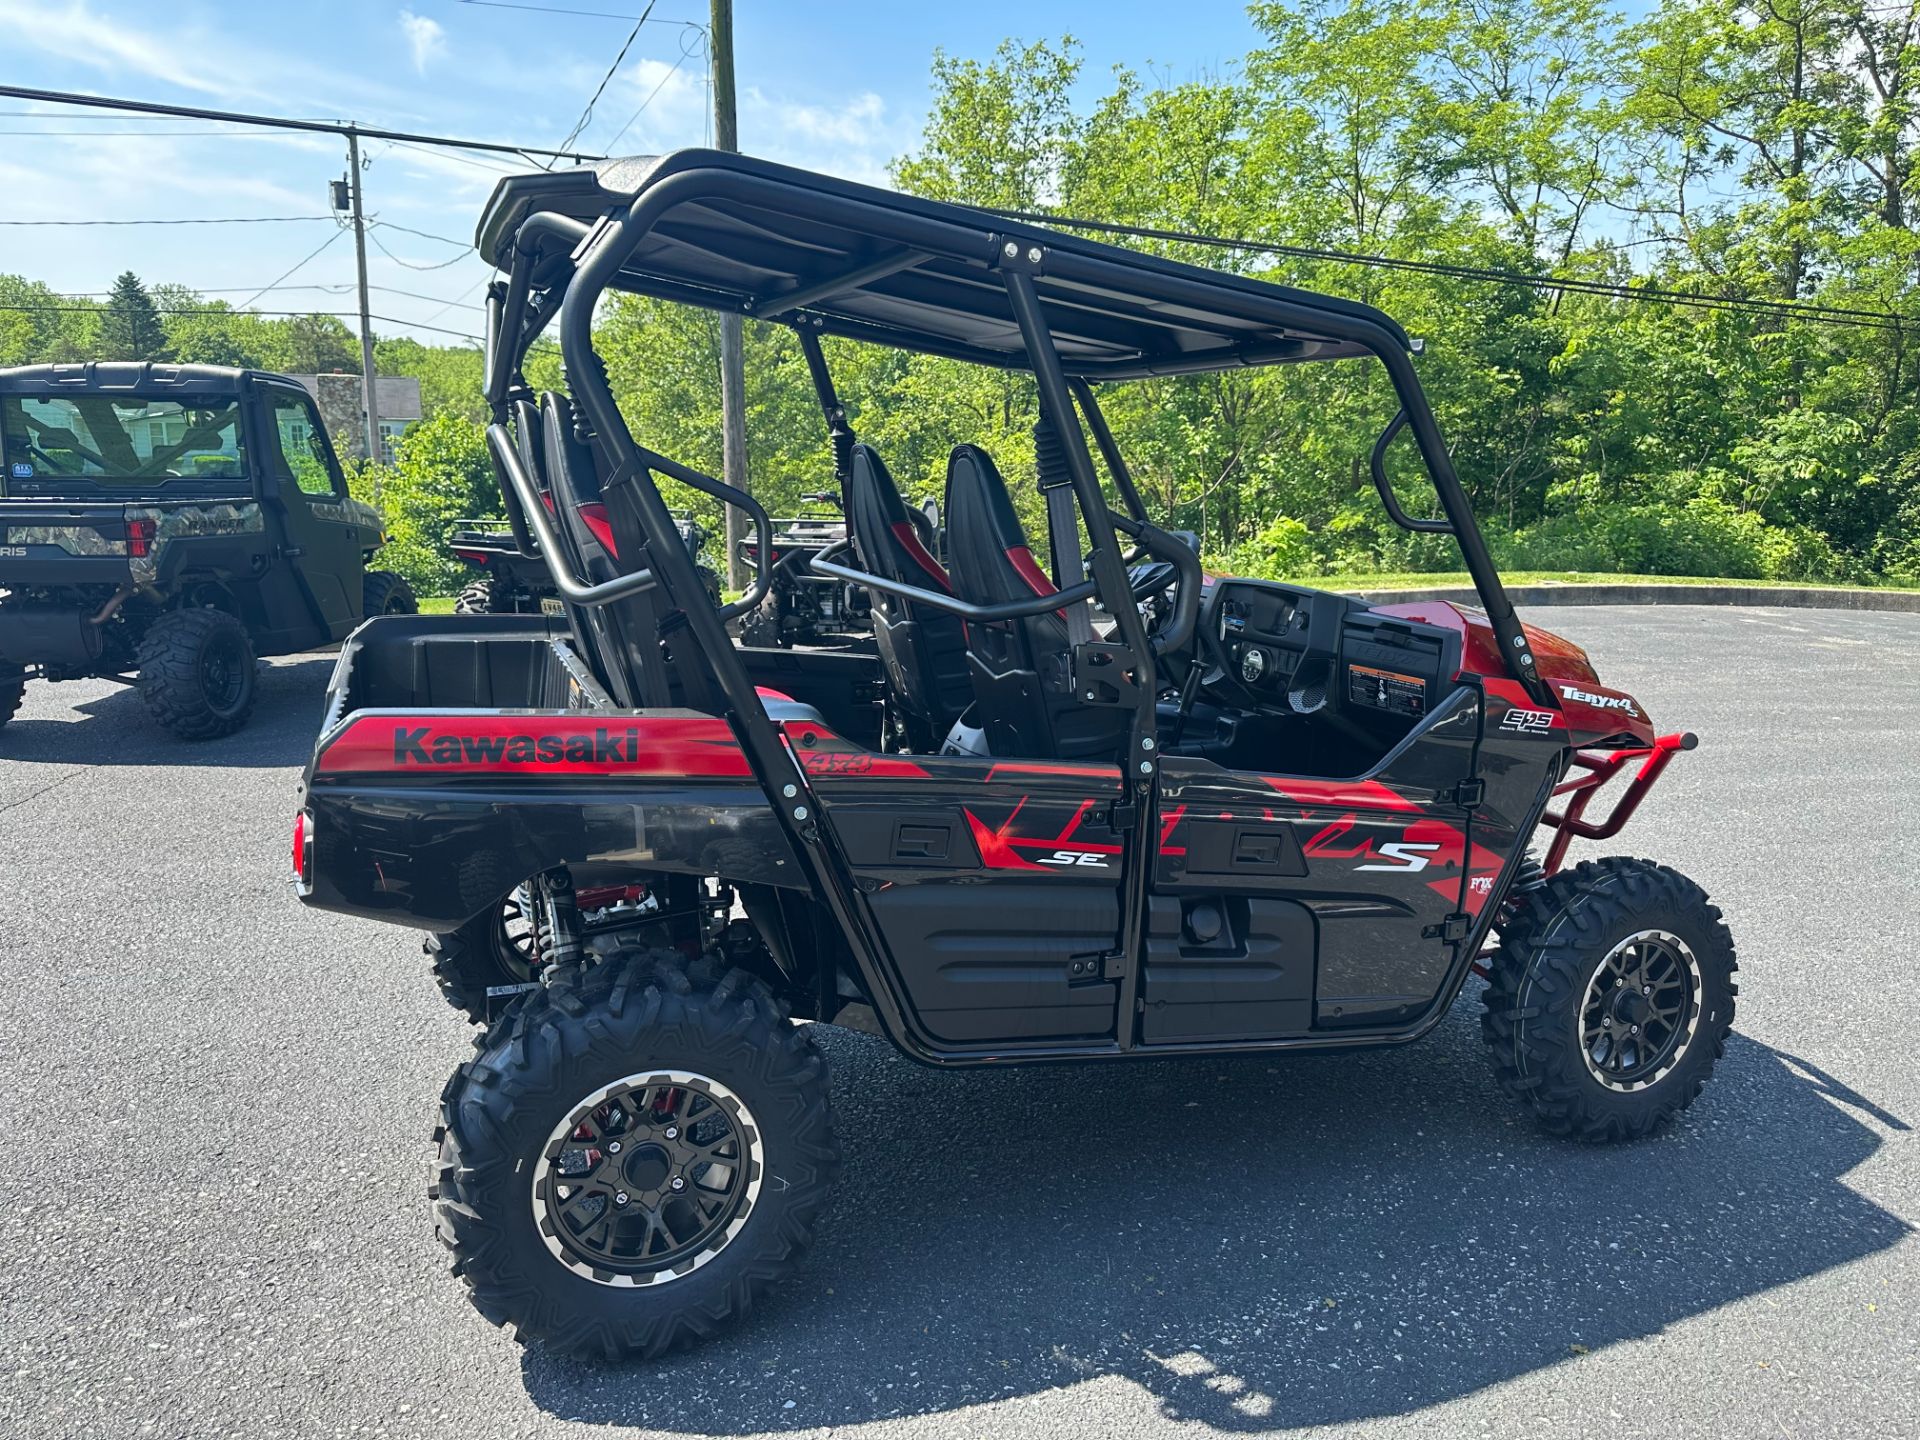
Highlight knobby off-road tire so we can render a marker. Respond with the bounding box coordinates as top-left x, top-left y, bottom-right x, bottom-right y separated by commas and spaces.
363, 570, 418, 618
433, 947, 839, 1359
454, 578, 505, 616
1483, 856, 1737, 1141
695, 565, 722, 611
136, 607, 257, 740
427, 889, 548, 1023
0, 664, 24, 731
736, 598, 782, 649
